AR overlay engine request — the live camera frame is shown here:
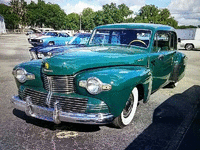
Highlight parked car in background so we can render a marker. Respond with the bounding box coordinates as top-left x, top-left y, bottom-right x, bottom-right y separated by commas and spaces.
29, 33, 91, 59
28, 31, 71, 47
176, 28, 200, 50
11, 23, 187, 128
26, 28, 54, 37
